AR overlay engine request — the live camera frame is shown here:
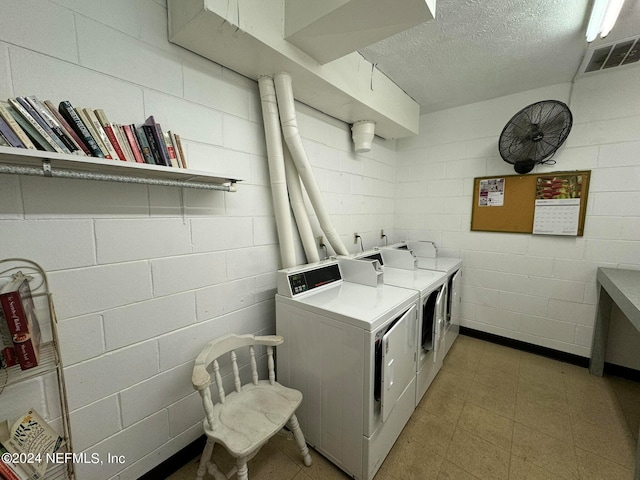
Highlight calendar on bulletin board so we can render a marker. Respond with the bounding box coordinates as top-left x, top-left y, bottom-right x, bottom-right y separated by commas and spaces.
471, 171, 590, 236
